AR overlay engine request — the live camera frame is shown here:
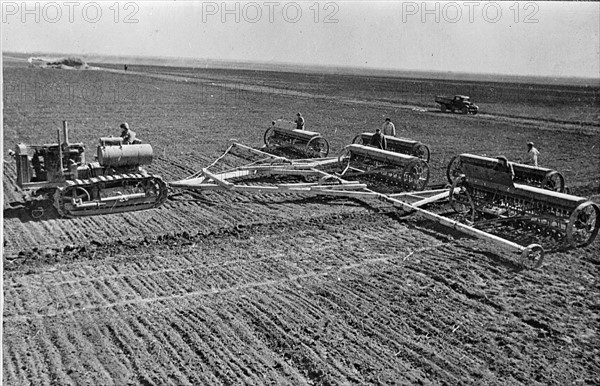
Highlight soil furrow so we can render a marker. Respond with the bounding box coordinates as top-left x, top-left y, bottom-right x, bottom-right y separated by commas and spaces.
239, 297, 334, 384
315, 276, 465, 383
171, 305, 250, 385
